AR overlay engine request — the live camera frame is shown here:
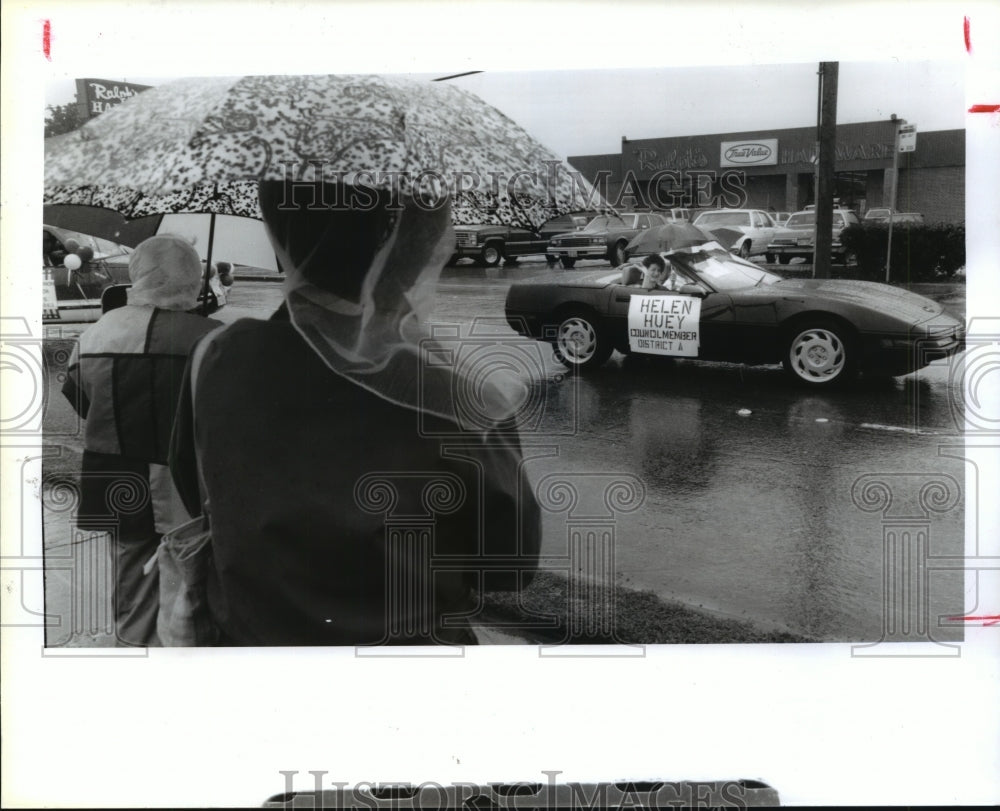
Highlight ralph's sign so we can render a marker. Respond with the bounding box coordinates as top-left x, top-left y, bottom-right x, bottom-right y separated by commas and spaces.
720, 139, 778, 167
628, 295, 701, 356
76, 78, 152, 119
